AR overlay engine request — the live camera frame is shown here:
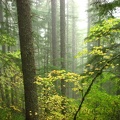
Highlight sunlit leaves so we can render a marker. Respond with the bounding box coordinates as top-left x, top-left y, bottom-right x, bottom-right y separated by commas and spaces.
36, 70, 83, 90
89, 46, 105, 56
76, 19, 120, 61
35, 70, 86, 119
75, 49, 88, 58
0, 33, 16, 46
85, 18, 120, 43
0, 51, 21, 68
